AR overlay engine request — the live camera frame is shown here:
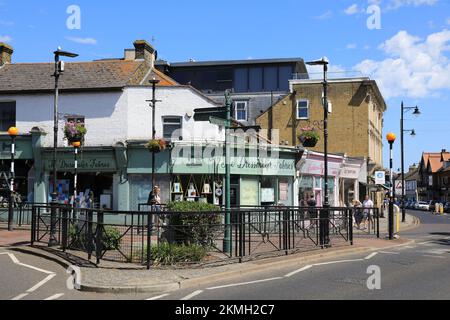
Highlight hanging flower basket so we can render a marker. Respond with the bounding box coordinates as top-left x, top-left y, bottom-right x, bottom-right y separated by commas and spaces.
146, 139, 167, 153
299, 127, 320, 148
64, 121, 87, 145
